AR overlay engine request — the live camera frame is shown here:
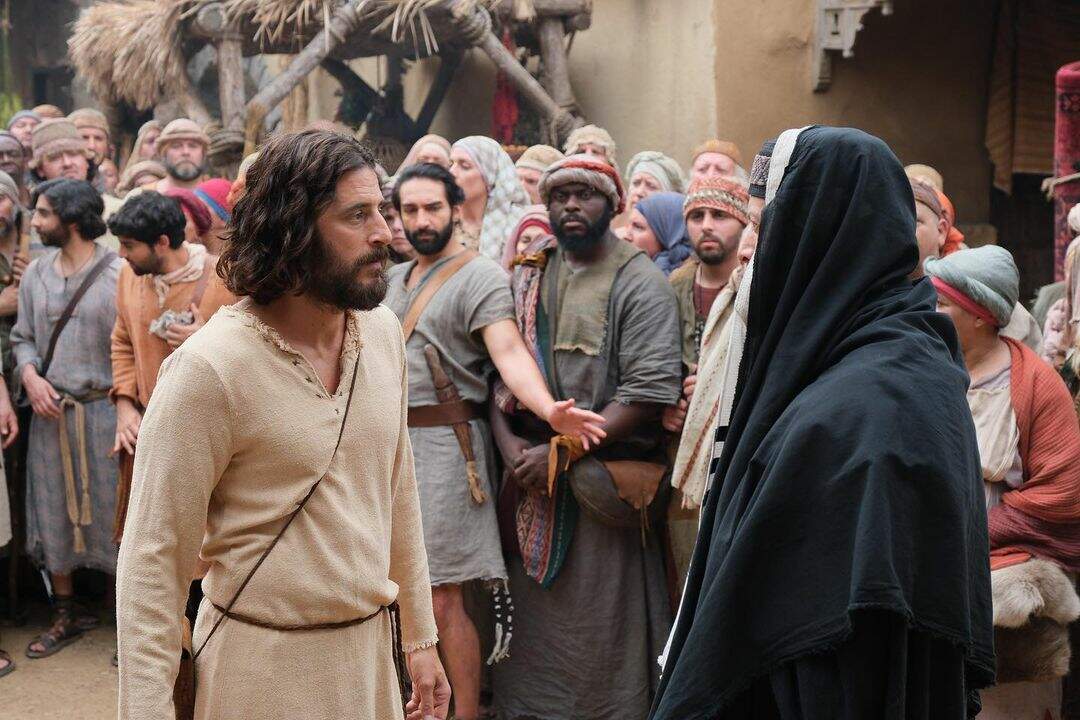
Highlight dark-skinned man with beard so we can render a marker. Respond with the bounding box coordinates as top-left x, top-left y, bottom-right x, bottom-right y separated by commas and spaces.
0, 131, 30, 205
384, 162, 605, 720
116, 131, 452, 720
11, 179, 121, 663
489, 153, 682, 720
